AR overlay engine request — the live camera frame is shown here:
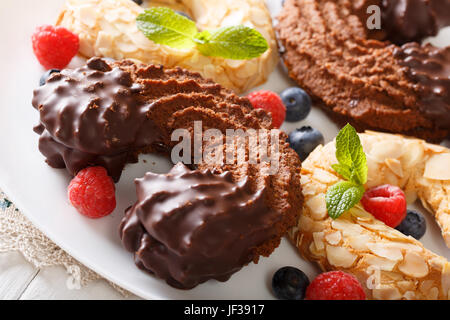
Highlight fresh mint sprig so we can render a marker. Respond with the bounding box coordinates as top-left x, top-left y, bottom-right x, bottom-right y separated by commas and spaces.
194, 26, 269, 60
136, 7, 269, 60
136, 7, 197, 49
326, 124, 368, 219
